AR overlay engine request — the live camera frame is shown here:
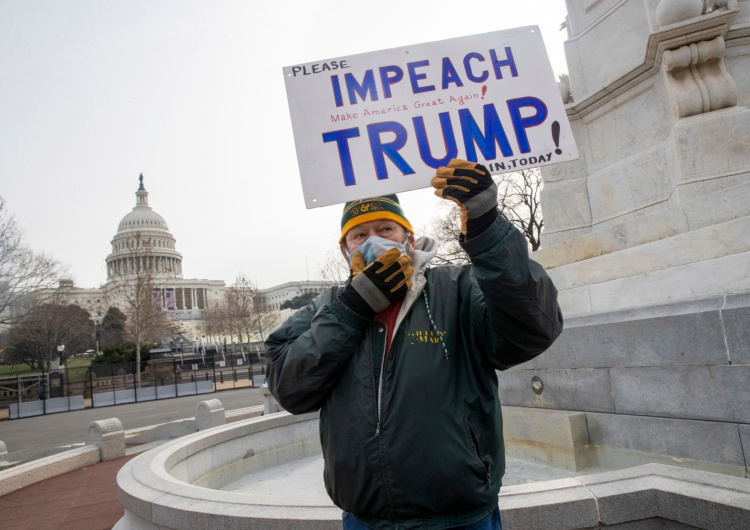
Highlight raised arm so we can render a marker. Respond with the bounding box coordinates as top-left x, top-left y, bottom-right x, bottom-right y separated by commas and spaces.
432, 159, 563, 369
265, 294, 367, 413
